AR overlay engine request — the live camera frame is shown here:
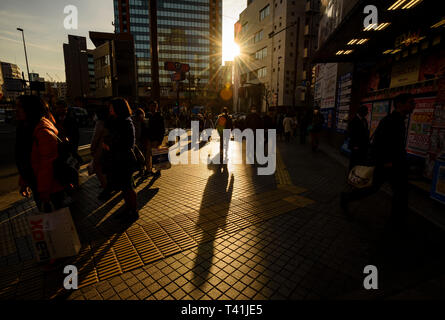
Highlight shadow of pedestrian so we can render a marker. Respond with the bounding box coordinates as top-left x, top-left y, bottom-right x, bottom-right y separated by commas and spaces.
191, 155, 234, 289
